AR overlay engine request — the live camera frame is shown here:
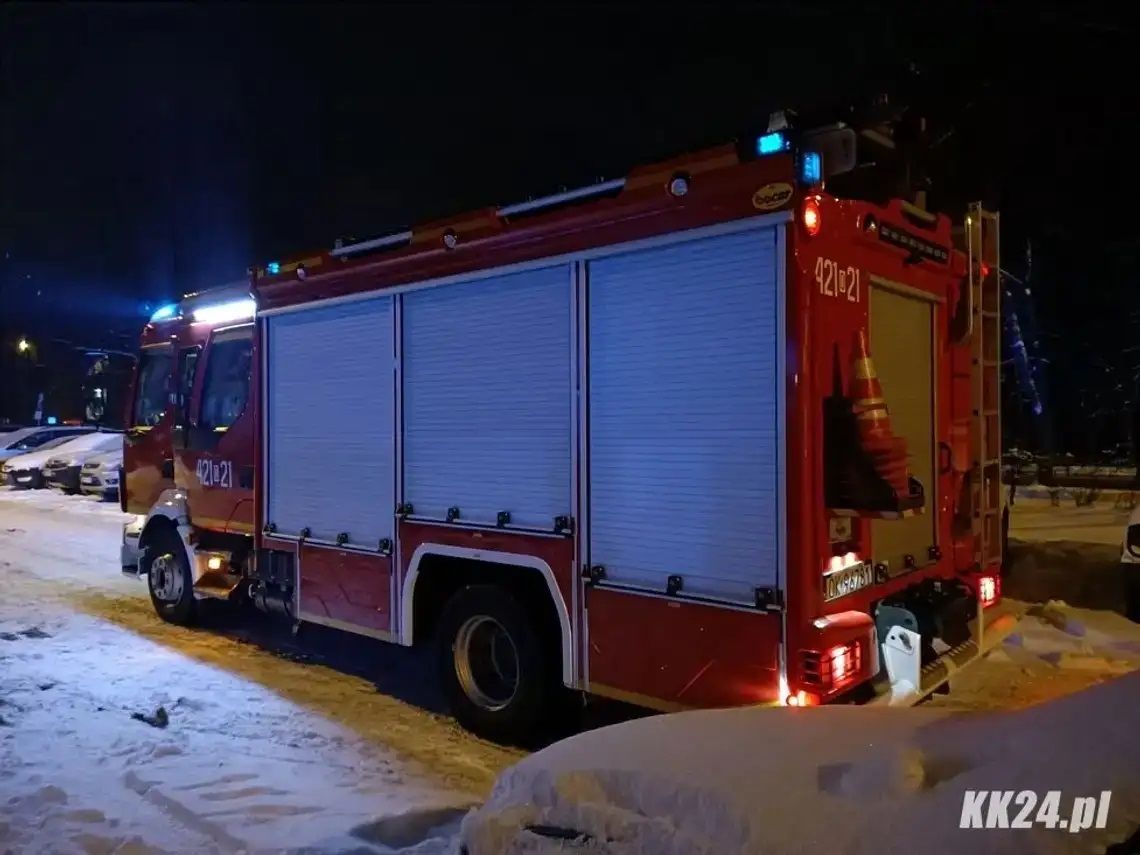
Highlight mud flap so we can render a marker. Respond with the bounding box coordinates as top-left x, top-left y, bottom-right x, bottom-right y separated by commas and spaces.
872, 600, 1020, 707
